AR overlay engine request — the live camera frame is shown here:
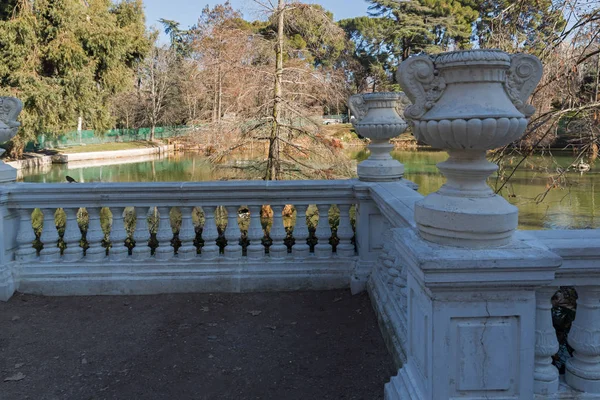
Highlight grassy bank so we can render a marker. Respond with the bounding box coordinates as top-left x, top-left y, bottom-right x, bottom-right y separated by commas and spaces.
57, 141, 163, 154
